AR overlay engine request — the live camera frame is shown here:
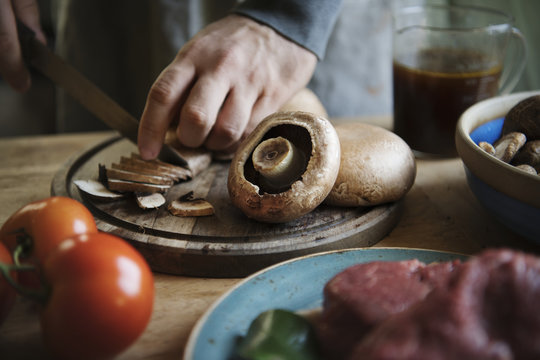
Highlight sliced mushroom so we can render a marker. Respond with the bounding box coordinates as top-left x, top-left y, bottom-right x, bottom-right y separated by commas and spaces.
324, 123, 416, 207
163, 134, 213, 176
493, 132, 527, 163
106, 179, 170, 194
136, 193, 167, 209
168, 192, 214, 217
117, 155, 189, 182
73, 179, 125, 201
227, 111, 341, 223
502, 95, 540, 140
104, 166, 174, 186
